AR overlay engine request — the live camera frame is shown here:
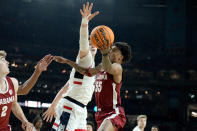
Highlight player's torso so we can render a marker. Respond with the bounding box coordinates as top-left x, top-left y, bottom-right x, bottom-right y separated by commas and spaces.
65, 53, 95, 105
66, 68, 95, 105
94, 71, 122, 111
0, 76, 15, 129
